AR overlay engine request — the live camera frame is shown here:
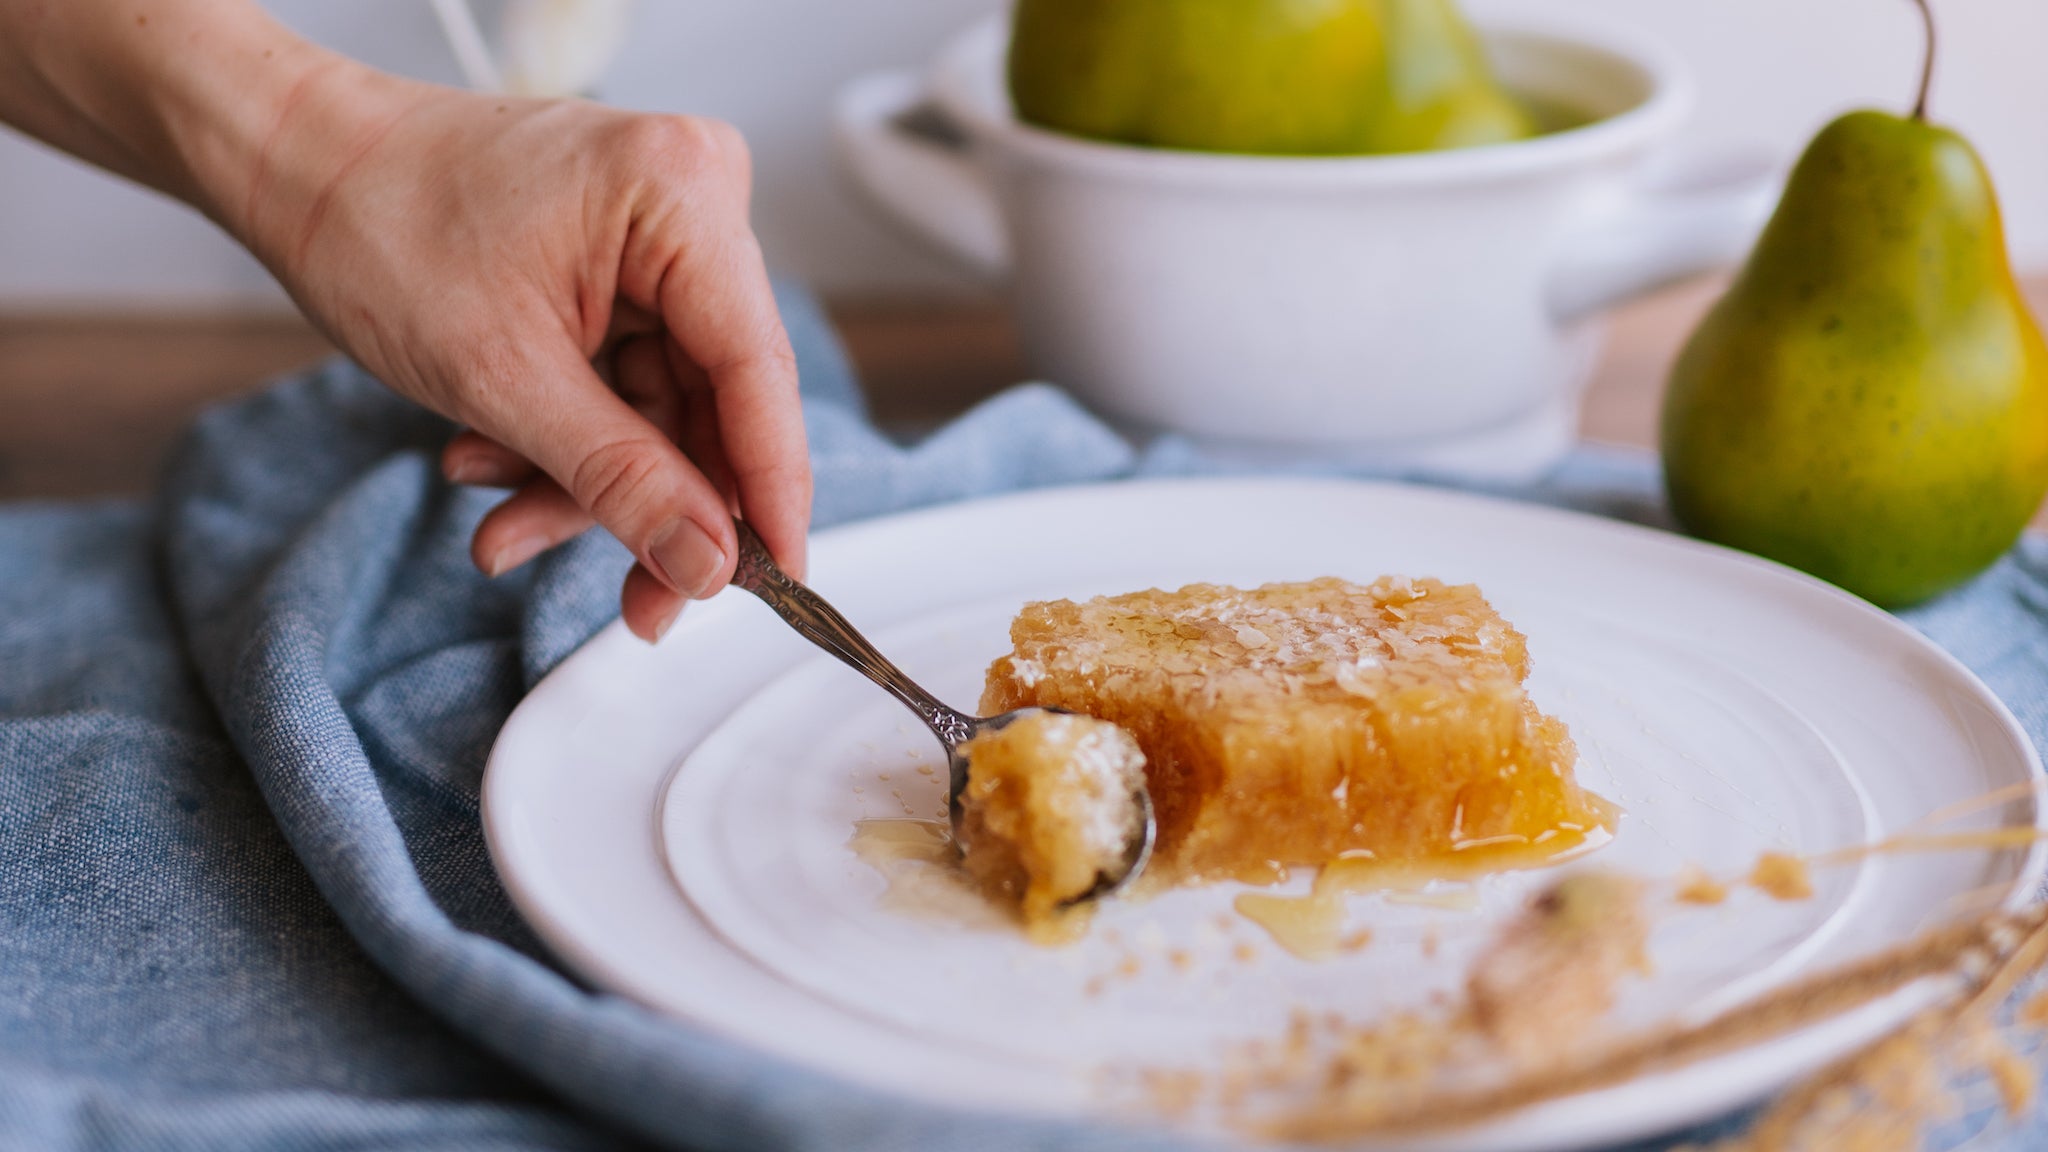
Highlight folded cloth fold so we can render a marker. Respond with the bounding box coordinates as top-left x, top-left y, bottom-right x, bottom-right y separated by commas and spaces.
2, 281, 2044, 1151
